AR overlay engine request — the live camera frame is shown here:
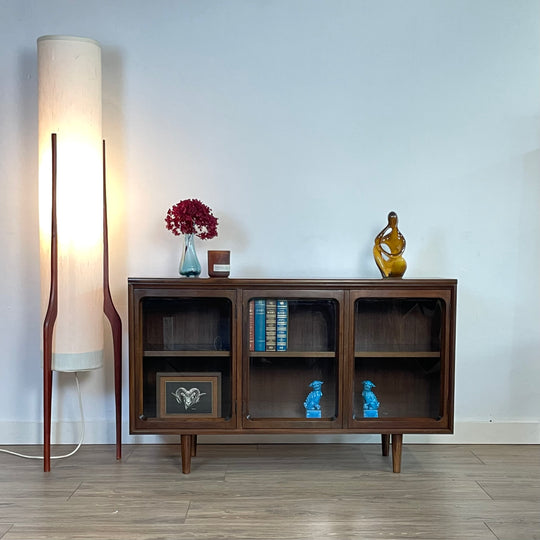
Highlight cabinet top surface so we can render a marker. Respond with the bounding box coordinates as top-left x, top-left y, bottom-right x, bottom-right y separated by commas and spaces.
128, 277, 457, 289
